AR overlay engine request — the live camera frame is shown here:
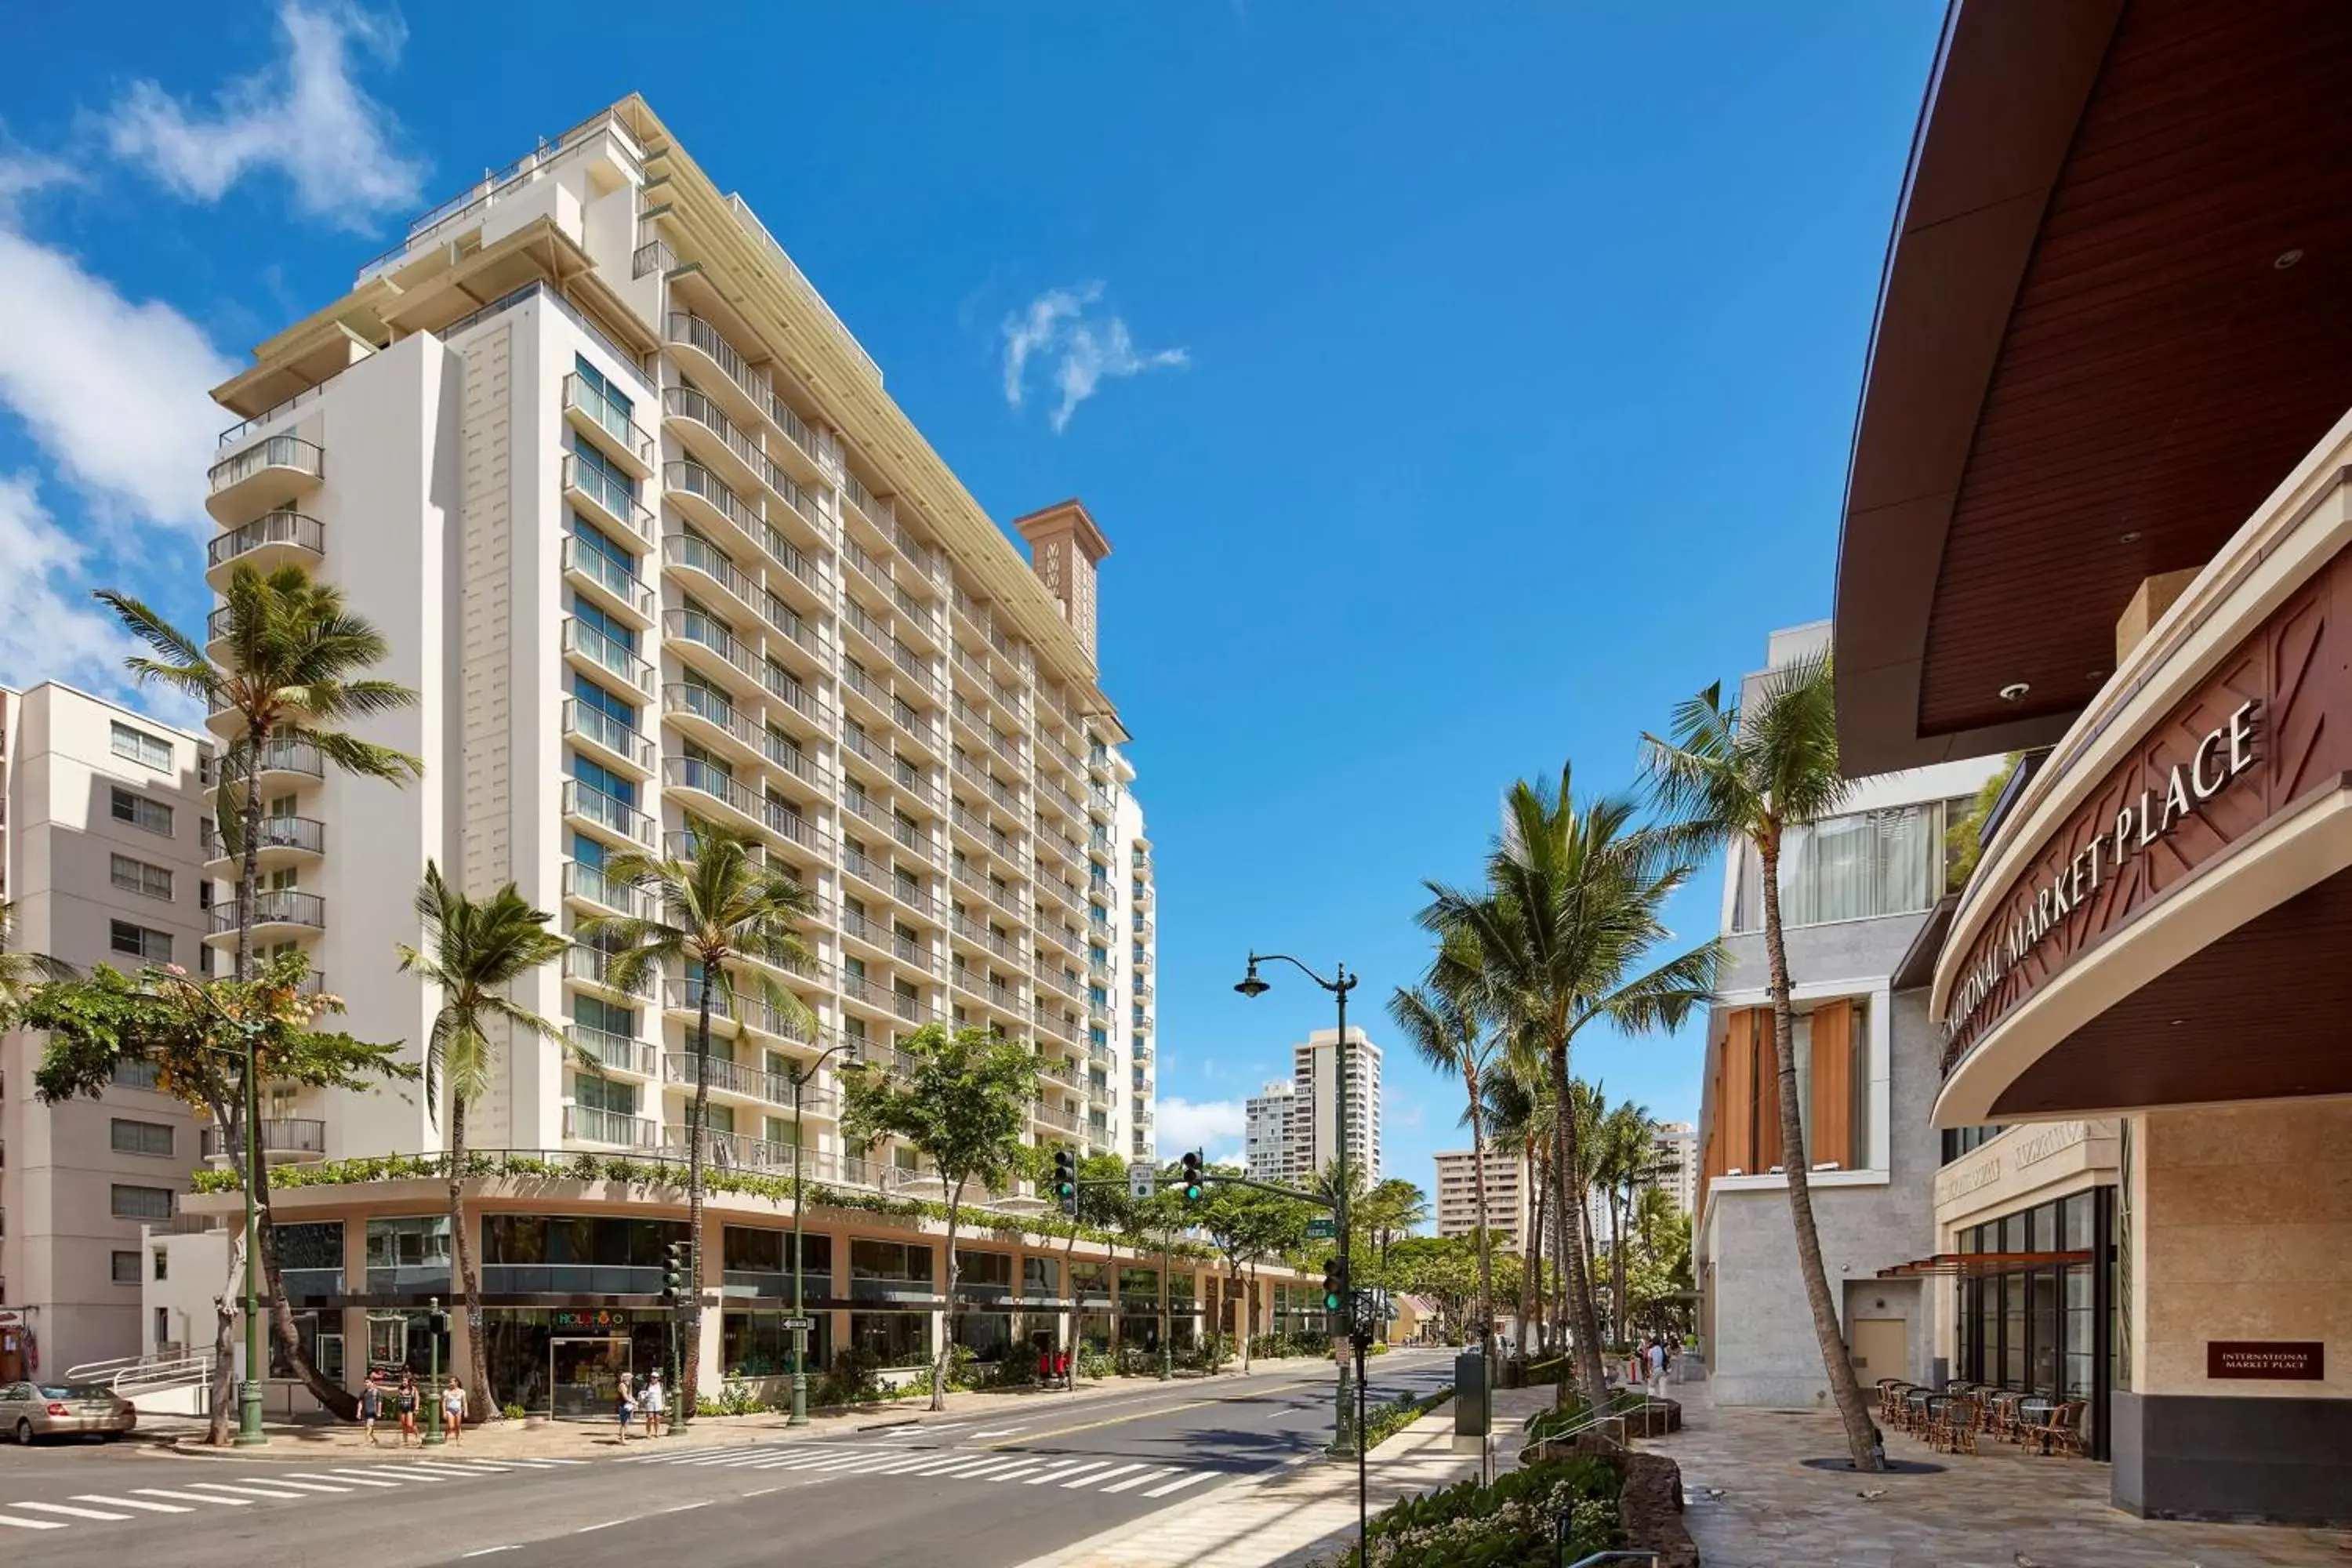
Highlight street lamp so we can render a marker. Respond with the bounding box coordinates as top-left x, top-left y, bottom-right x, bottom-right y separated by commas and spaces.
788, 1042, 864, 1427
161, 970, 269, 1449
1233, 953, 1359, 1461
